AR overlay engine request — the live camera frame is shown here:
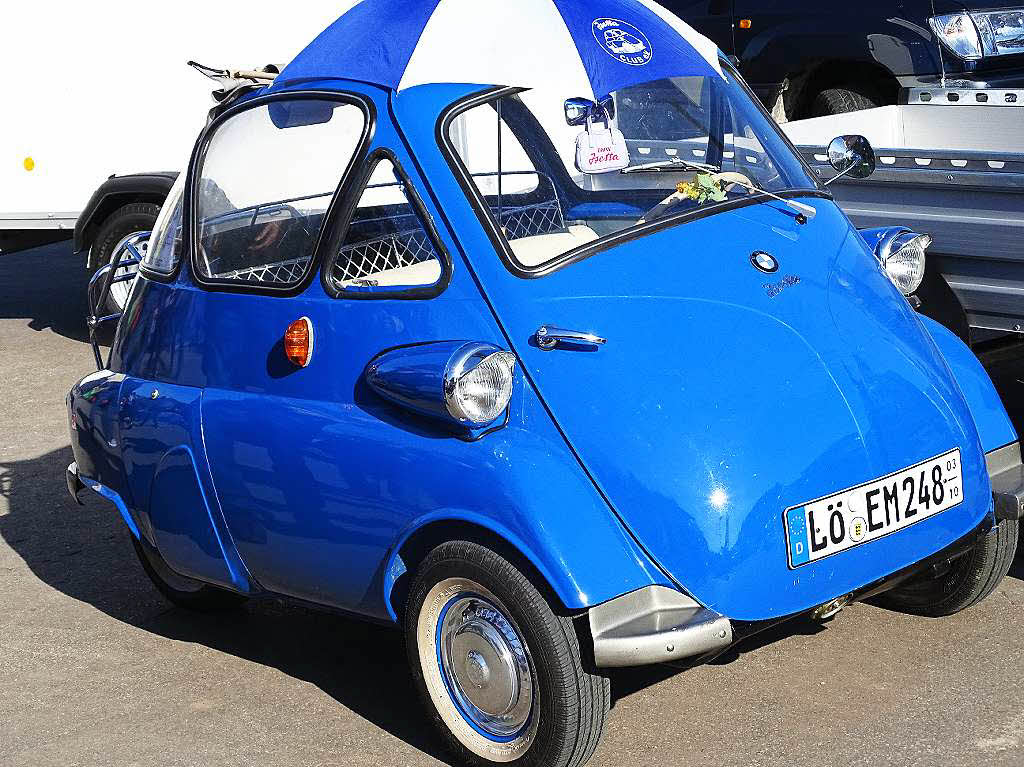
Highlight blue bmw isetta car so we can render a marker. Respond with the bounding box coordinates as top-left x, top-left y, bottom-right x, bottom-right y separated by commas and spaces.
68, 38, 1023, 767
